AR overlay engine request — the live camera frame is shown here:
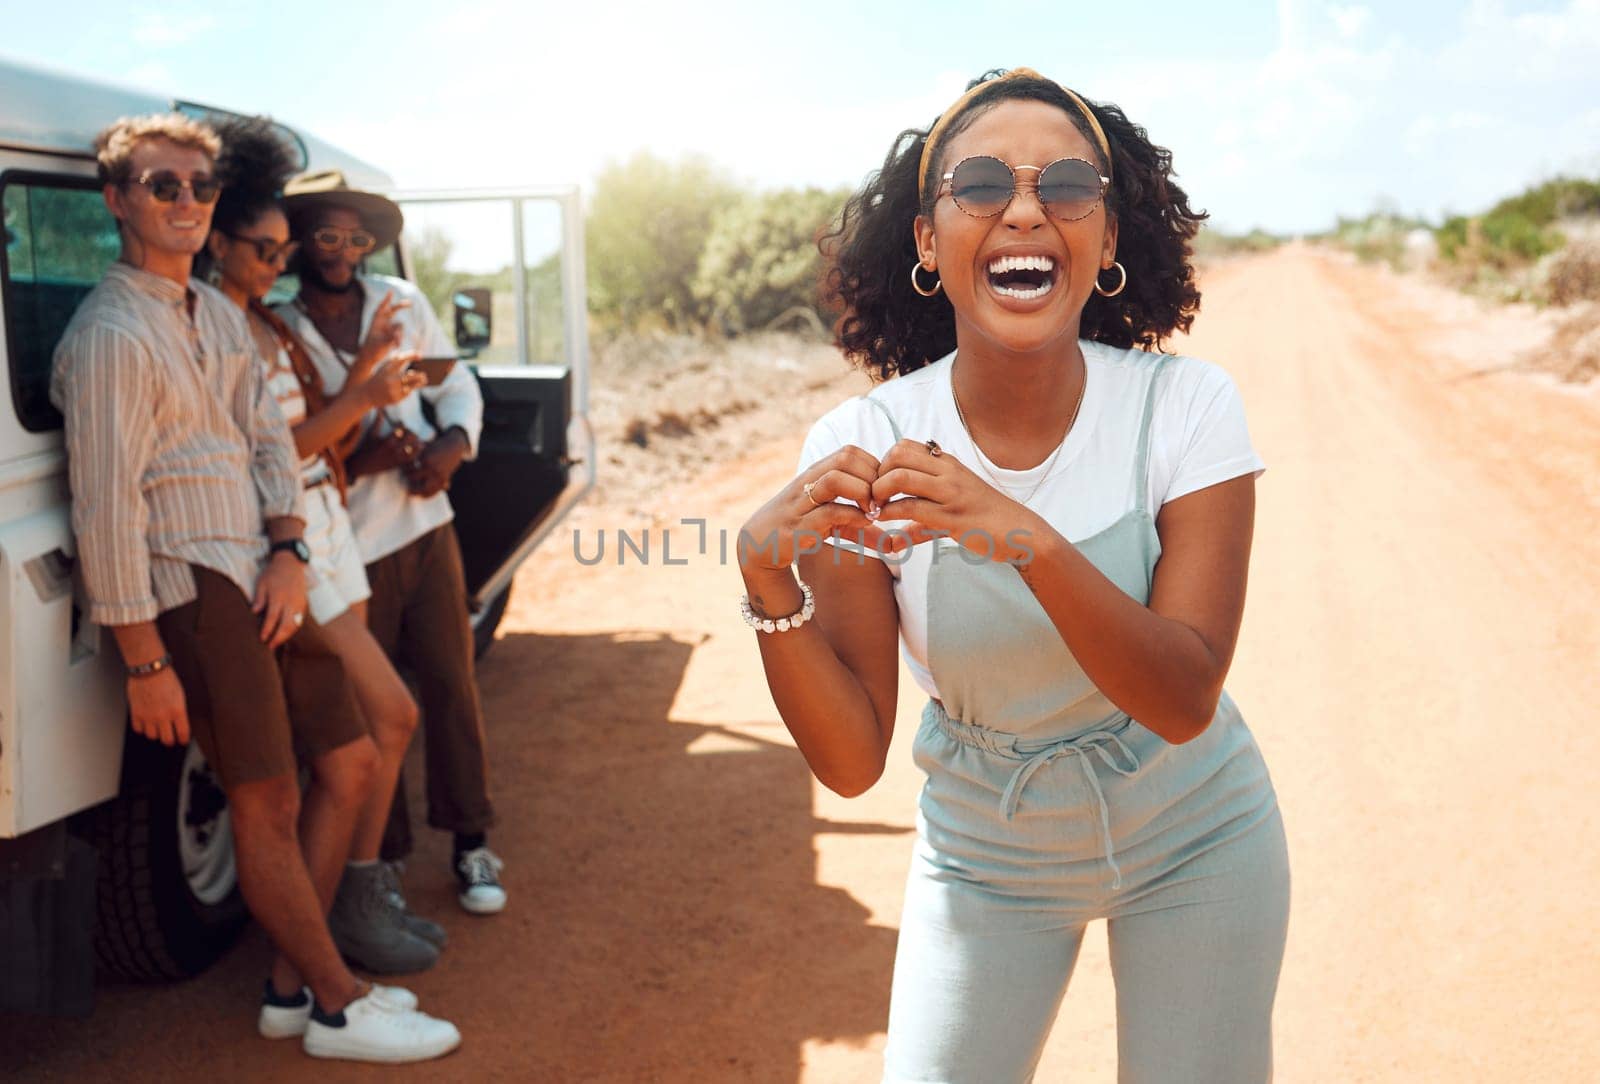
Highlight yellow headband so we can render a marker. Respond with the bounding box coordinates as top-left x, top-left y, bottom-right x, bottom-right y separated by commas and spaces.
916, 68, 1113, 199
